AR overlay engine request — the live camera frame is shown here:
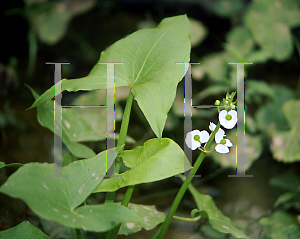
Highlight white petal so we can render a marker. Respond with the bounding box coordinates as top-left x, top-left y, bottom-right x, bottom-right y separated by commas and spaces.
225, 139, 233, 147
185, 131, 200, 150
219, 110, 237, 129
215, 130, 224, 143
228, 110, 237, 120
219, 110, 227, 121
209, 122, 216, 131
199, 130, 209, 143
191, 129, 201, 137
218, 127, 225, 136
215, 144, 229, 154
